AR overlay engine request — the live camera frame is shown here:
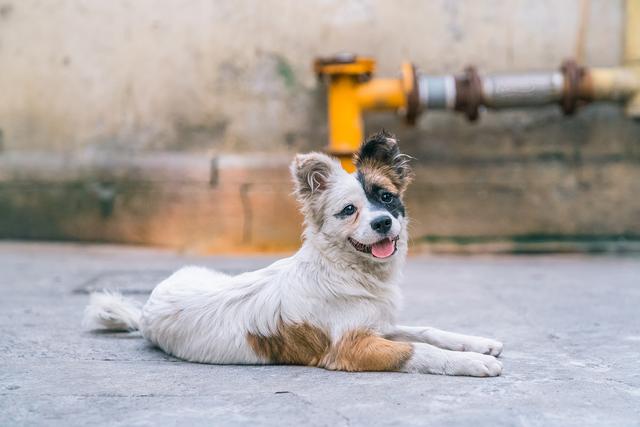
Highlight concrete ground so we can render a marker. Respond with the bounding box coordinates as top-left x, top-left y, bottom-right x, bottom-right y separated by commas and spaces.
1, 242, 639, 426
